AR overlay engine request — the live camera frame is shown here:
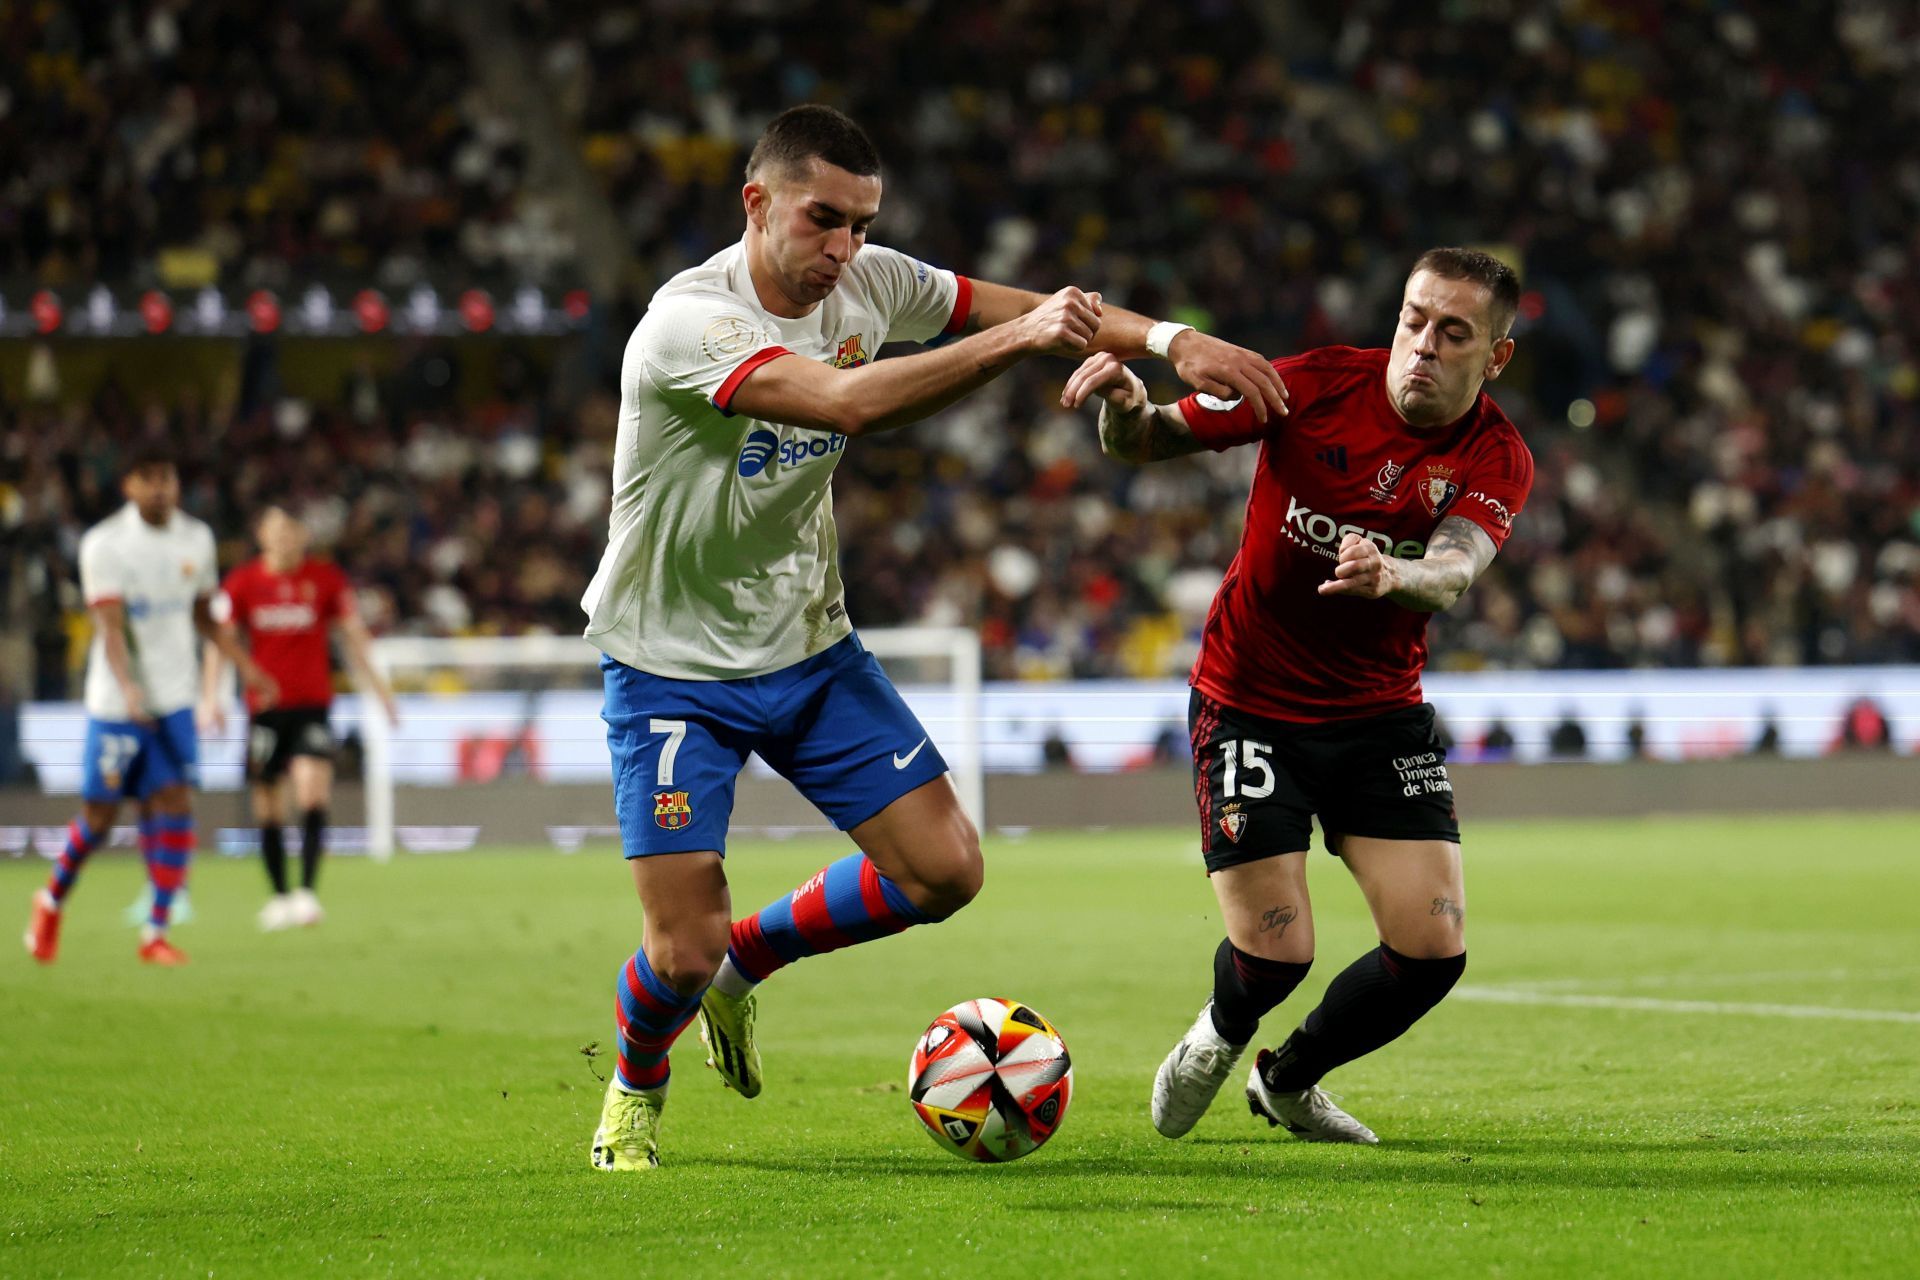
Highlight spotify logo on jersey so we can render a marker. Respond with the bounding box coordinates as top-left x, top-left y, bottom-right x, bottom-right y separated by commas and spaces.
737, 430, 779, 477
736, 428, 848, 478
